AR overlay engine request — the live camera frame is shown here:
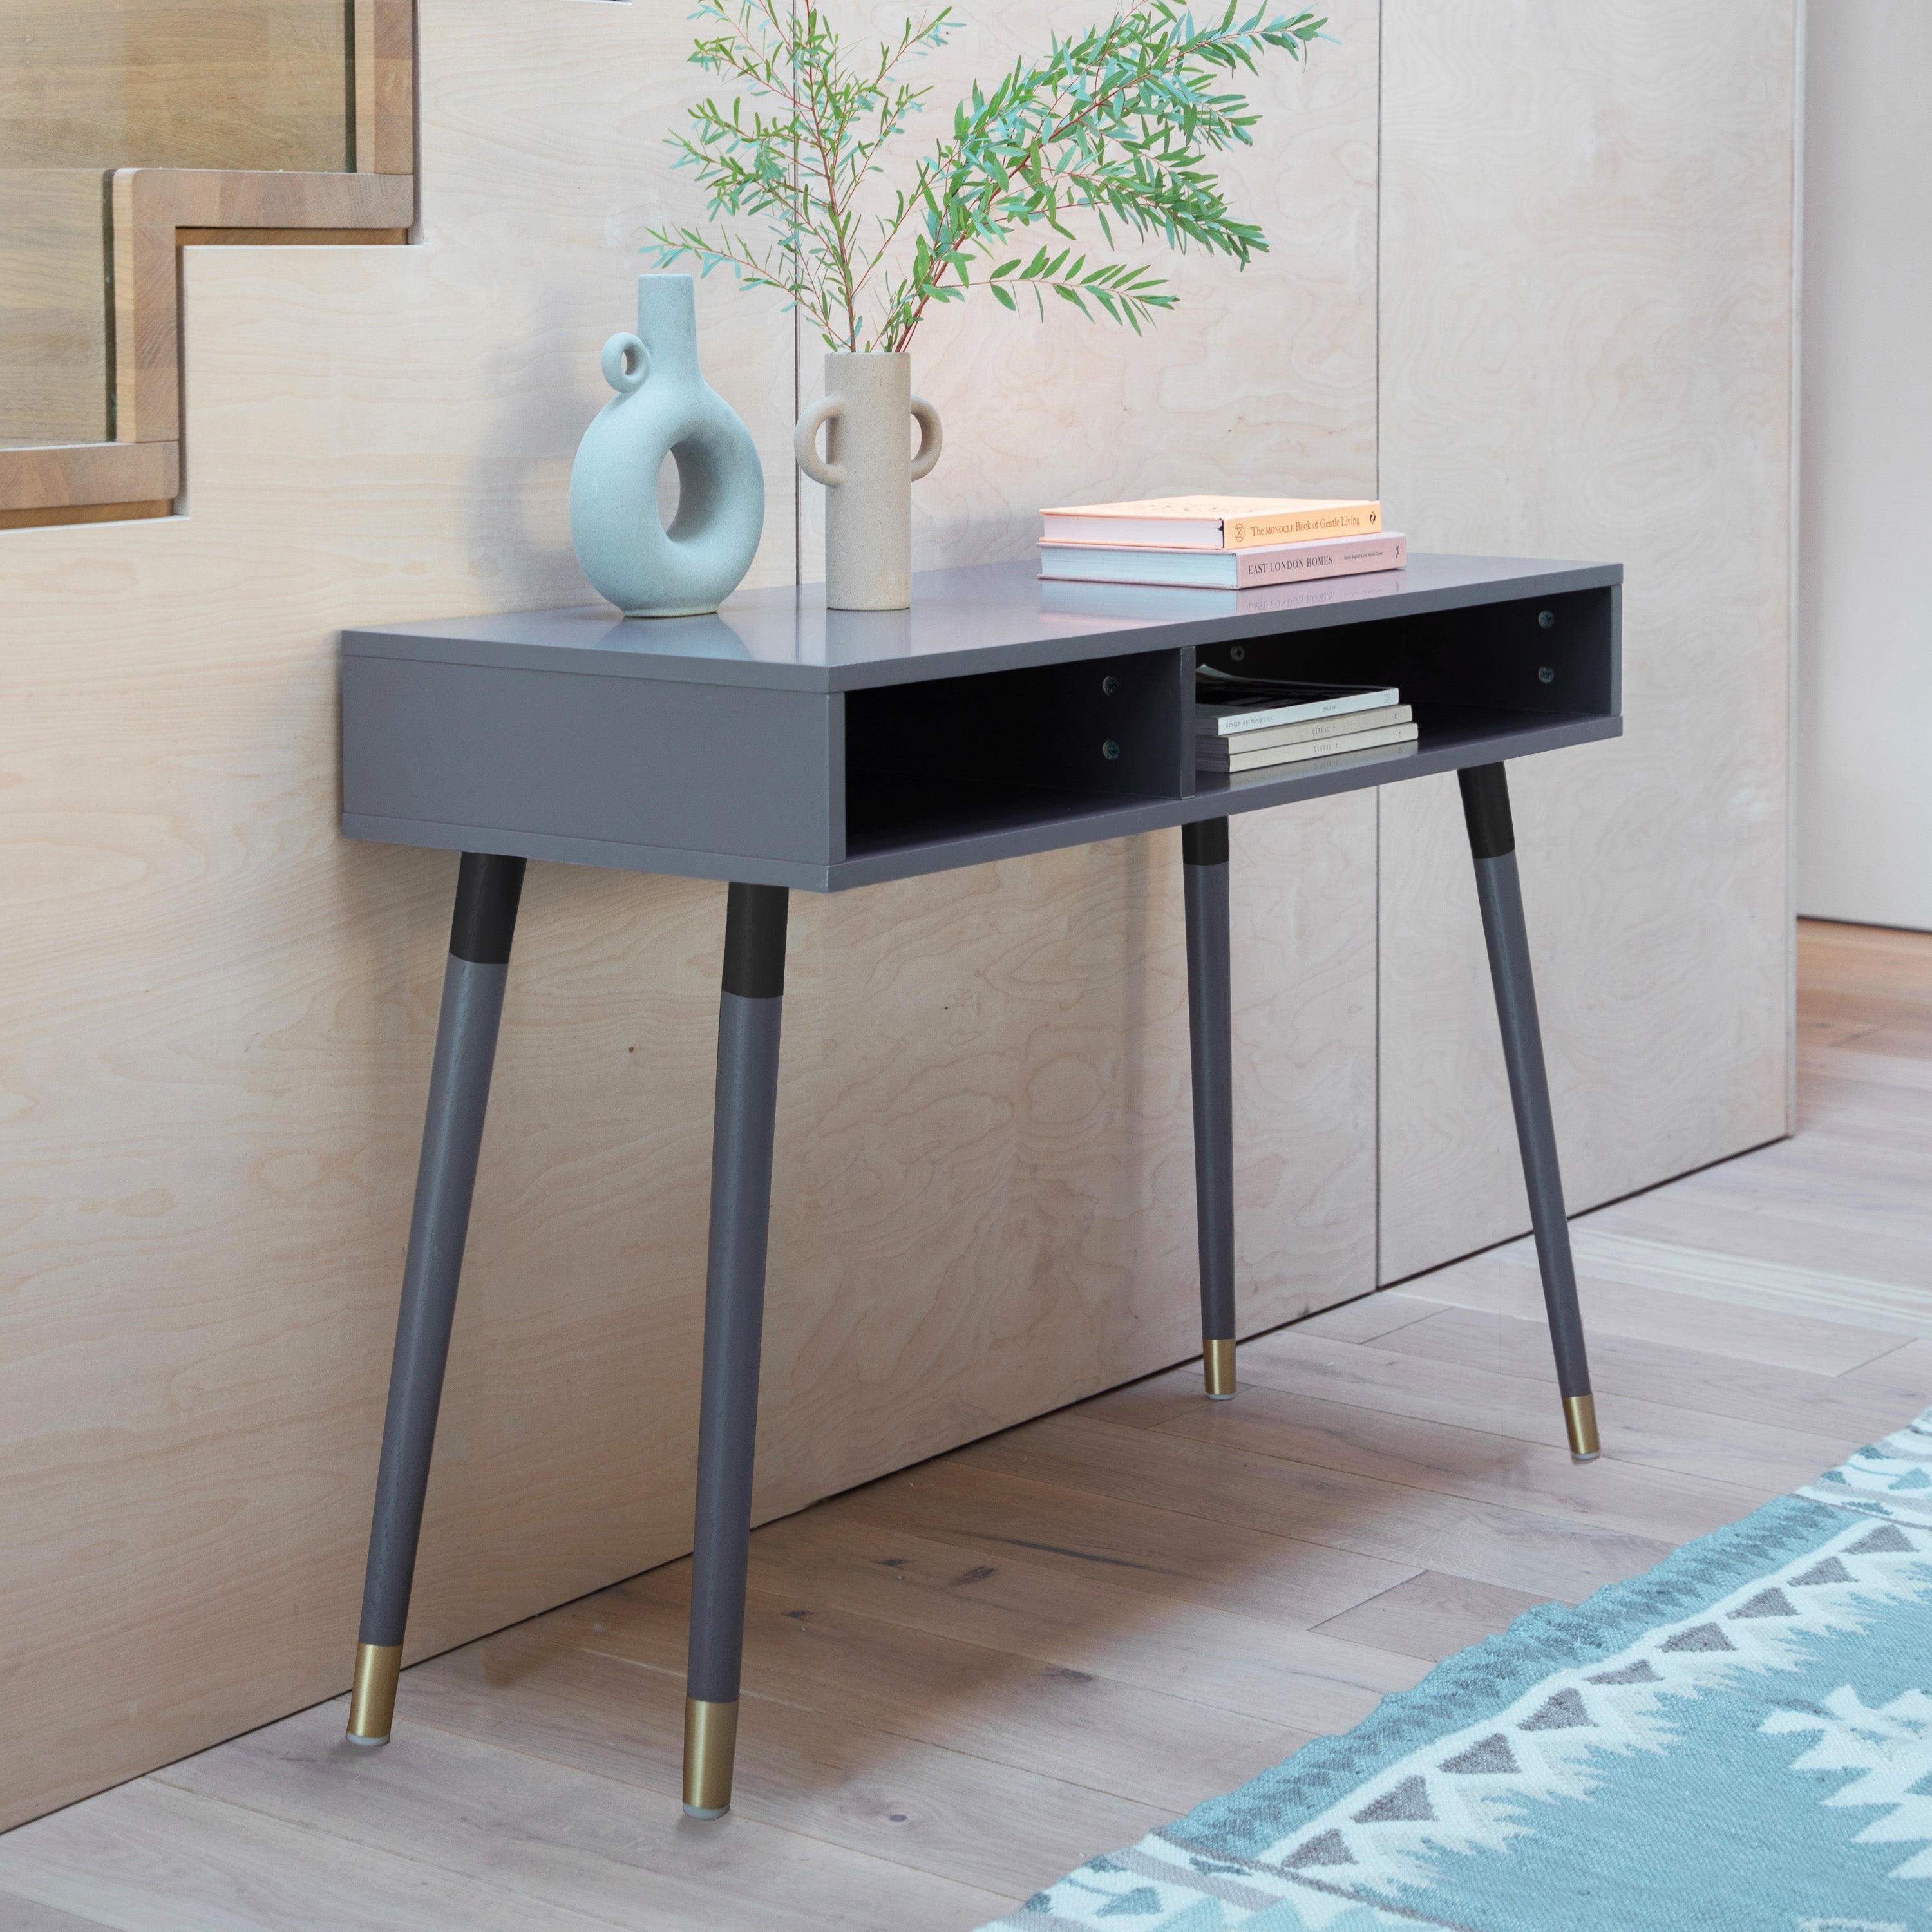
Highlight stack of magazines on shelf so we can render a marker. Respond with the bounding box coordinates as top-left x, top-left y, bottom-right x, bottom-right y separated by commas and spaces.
1037, 494, 1405, 589
1197, 666, 1418, 776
